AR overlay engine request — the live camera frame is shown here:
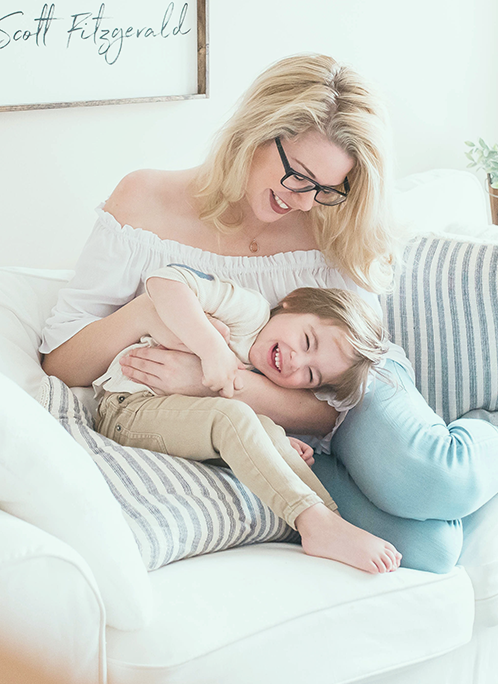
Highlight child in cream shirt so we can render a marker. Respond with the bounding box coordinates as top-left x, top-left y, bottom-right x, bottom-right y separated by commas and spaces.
94, 264, 401, 574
